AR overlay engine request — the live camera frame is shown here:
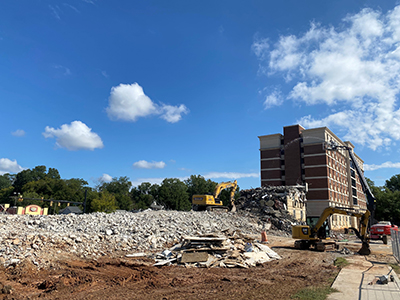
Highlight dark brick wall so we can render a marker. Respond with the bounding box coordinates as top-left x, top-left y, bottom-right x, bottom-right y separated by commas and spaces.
304, 144, 325, 155
283, 125, 304, 185
305, 167, 328, 177
261, 170, 281, 179
304, 155, 327, 166
261, 159, 281, 169
260, 148, 281, 159
307, 189, 329, 199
